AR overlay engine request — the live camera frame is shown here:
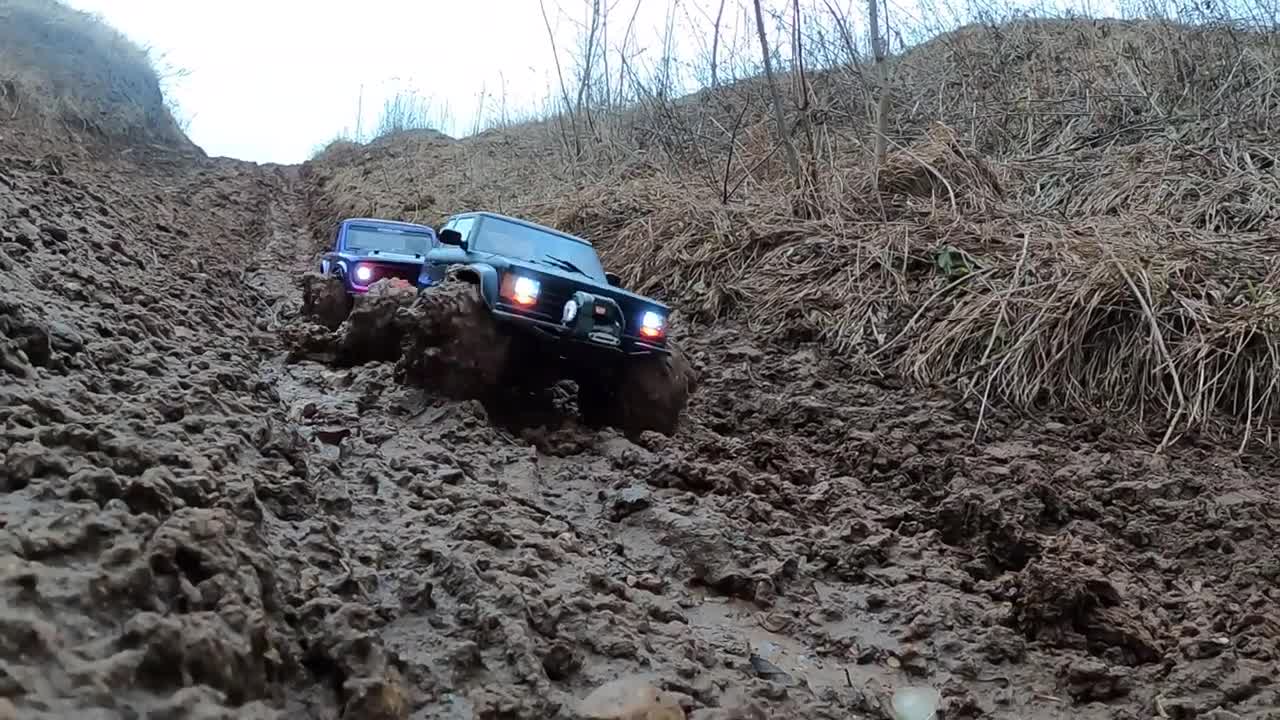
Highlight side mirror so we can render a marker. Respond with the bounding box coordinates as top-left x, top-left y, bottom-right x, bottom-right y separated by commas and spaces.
439, 228, 466, 248
605, 272, 622, 287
